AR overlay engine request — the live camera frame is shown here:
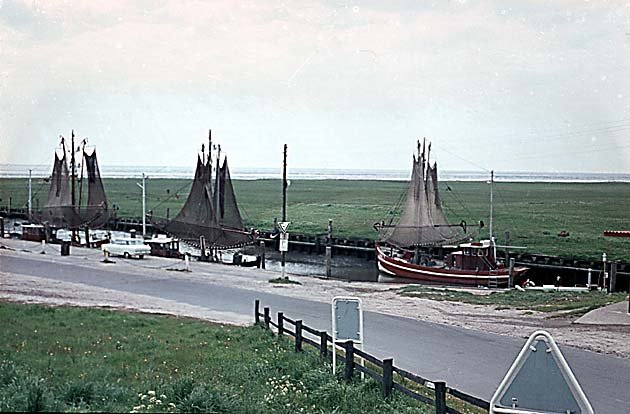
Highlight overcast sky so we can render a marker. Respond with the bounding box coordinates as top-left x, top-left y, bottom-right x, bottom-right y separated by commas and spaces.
1, 0, 629, 173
